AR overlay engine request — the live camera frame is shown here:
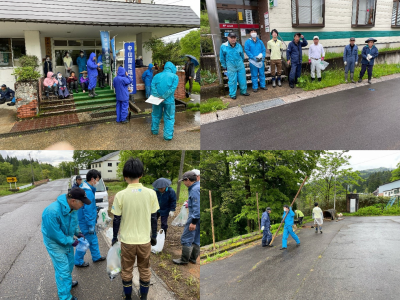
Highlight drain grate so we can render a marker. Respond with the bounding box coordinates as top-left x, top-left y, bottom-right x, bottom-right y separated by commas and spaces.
241, 98, 285, 114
